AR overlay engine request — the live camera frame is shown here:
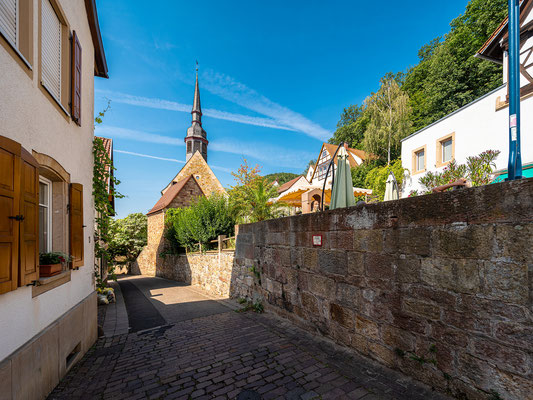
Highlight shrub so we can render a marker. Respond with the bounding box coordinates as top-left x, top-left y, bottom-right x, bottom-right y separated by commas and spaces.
418, 150, 500, 193
165, 194, 236, 252
364, 160, 406, 200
